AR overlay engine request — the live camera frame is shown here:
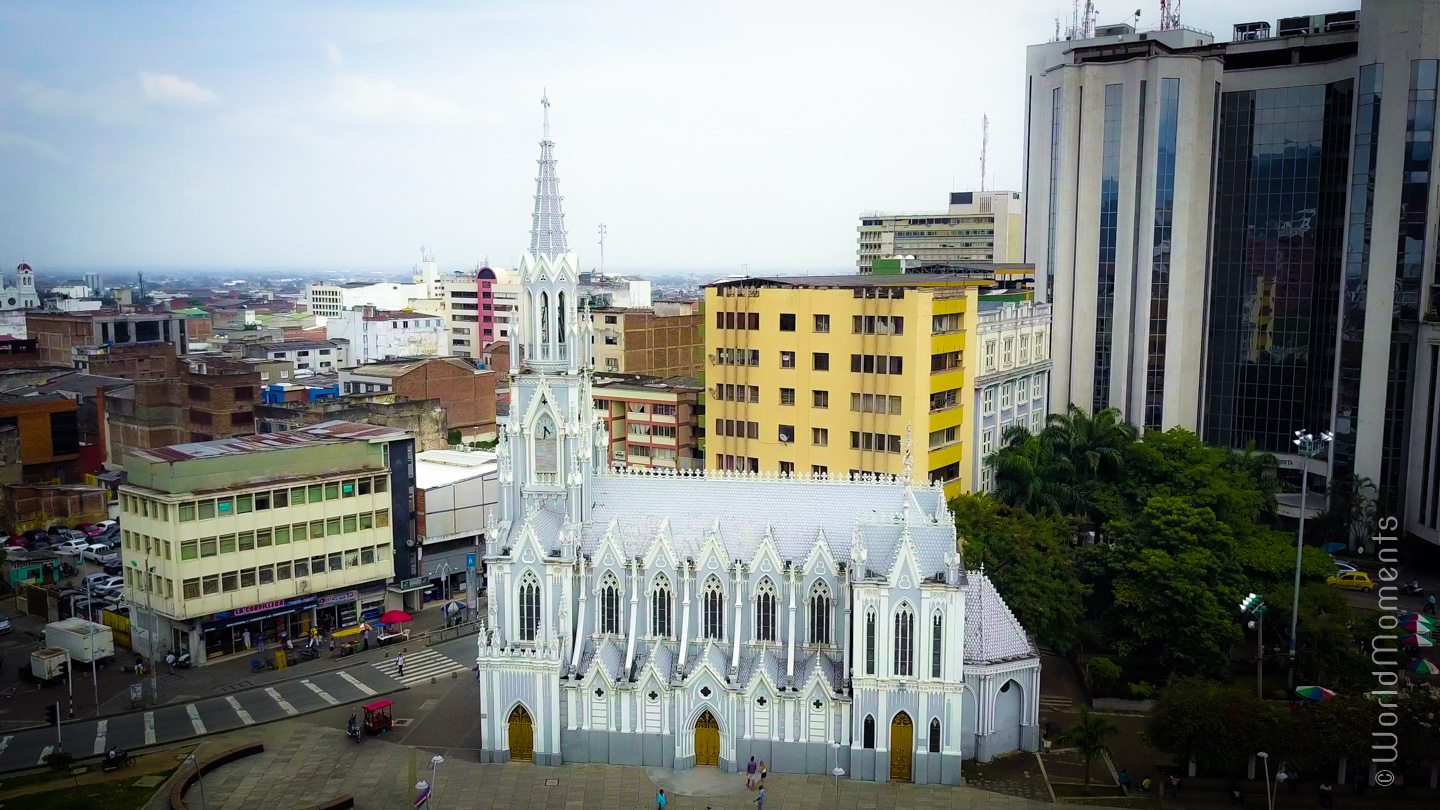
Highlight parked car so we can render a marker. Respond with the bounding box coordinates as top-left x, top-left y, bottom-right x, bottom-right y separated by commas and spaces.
50, 528, 86, 542
82, 572, 120, 592
0, 616, 9, 634
5, 535, 26, 548
94, 520, 118, 532
30, 541, 53, 552
102, 561, 123, 576
1333, 560, 1359, 575
91, 576, 124, 595
99, 535, 121, 550
1327, 571, 1375, 592
53, 539, 89, 557
80, 544, 117, 564
74, 523, 97, 533
22, 529, 50, 543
